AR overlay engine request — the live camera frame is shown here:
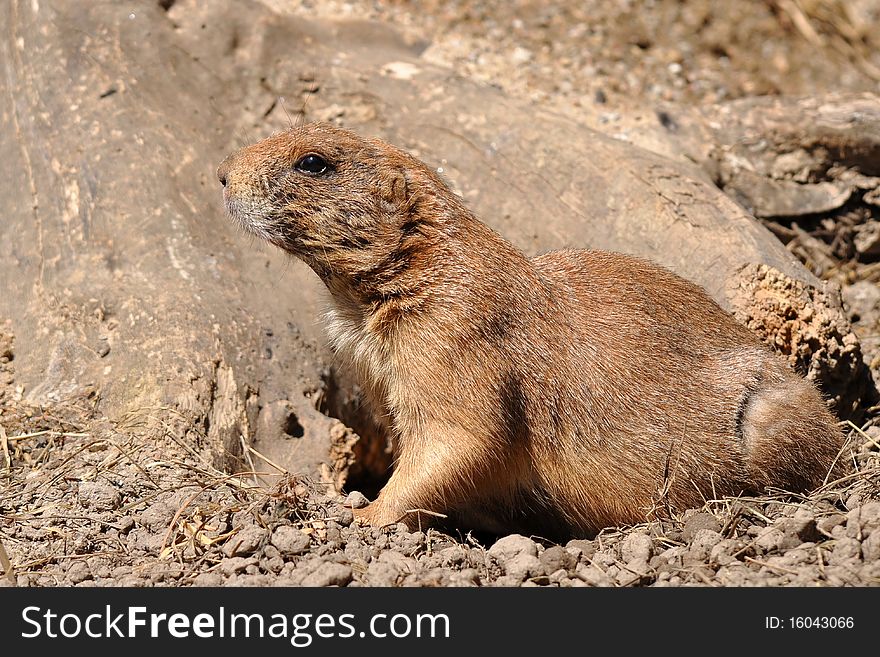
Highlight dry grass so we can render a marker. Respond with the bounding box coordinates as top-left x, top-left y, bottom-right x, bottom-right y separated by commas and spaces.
771, 0, 880, 80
